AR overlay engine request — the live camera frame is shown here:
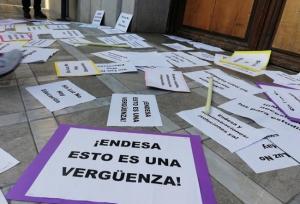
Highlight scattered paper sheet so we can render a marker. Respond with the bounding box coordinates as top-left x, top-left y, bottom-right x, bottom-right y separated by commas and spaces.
107, 94, 162, 126
0, 41, 25, 52
237, 139, 298, 173
125, 39, 152, 48
23, 39, 56, 48
5, 24, 14, 30
219, 95, 300, 162
115, 12, 133, 33
258, 83, 300, 122
0, 148, 19, 174
26, 80, 96, 112
79, 23, 101, 28
0, 190, 8, 204
47, 24, 70, 30
32, 20, 70, 25
0, 25, 5, 32
92, 50, 129, 63
162, 52, 211, 68
163, 35, 192, 43
177, 107, 273, 152
119, 33, 145, 41
21, 48, 59, 63
60, 38, 92, 47
221, 50, 271, 72
214, 54, 265, 77
123, 52, 173, 68
0, 32, 31, 42
0, 18, 27, 26
15, 24, 49, 34
91, 10, 105, 25
162, 43, 194, 51
51, 30, 84, 39
96, 62, 137, 74
264, 70, 300, 89
145, 69, 190, 92
97, 36, 127, 45
55, 60, 100, 77
100, 27, 125, 34
189, 52, 214, 62
7, 125, 214, 204
188, 42, 224, 52
136, 66, 174, 72
184, 69, 262, 99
